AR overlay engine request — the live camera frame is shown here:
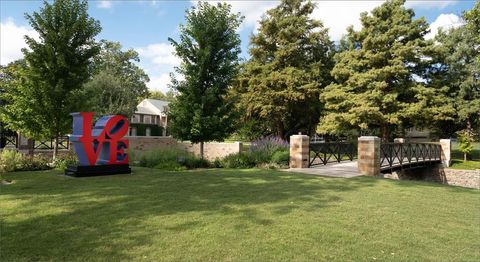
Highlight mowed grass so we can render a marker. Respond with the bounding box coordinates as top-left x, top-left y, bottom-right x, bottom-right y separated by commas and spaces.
1, 168, 479, 261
